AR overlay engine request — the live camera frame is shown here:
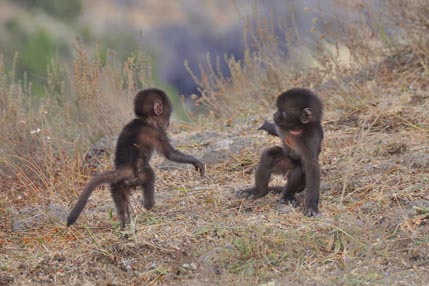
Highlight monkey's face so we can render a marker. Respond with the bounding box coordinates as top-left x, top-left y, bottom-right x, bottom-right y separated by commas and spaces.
157, 111, 171, 130
151, 94, 172, 130
273, 107, 307, 132
274, 93, 313, 132
139, 104, 171, 130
